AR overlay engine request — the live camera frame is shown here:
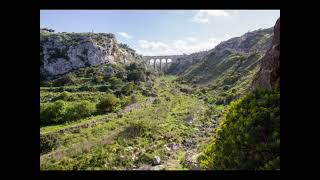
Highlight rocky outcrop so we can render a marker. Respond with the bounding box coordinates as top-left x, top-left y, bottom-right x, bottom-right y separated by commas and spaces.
251, 18, 280, 90
215, 27, 273, 54
40, 30, 142, 80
